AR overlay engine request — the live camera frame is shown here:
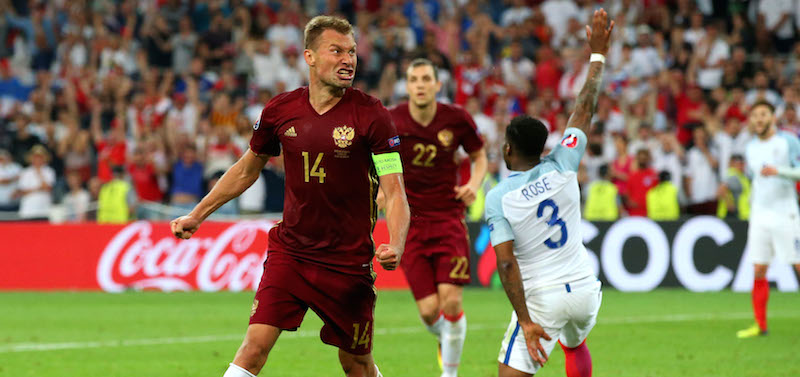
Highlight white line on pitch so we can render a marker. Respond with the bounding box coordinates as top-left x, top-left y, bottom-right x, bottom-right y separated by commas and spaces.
1, 311, 797, 353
